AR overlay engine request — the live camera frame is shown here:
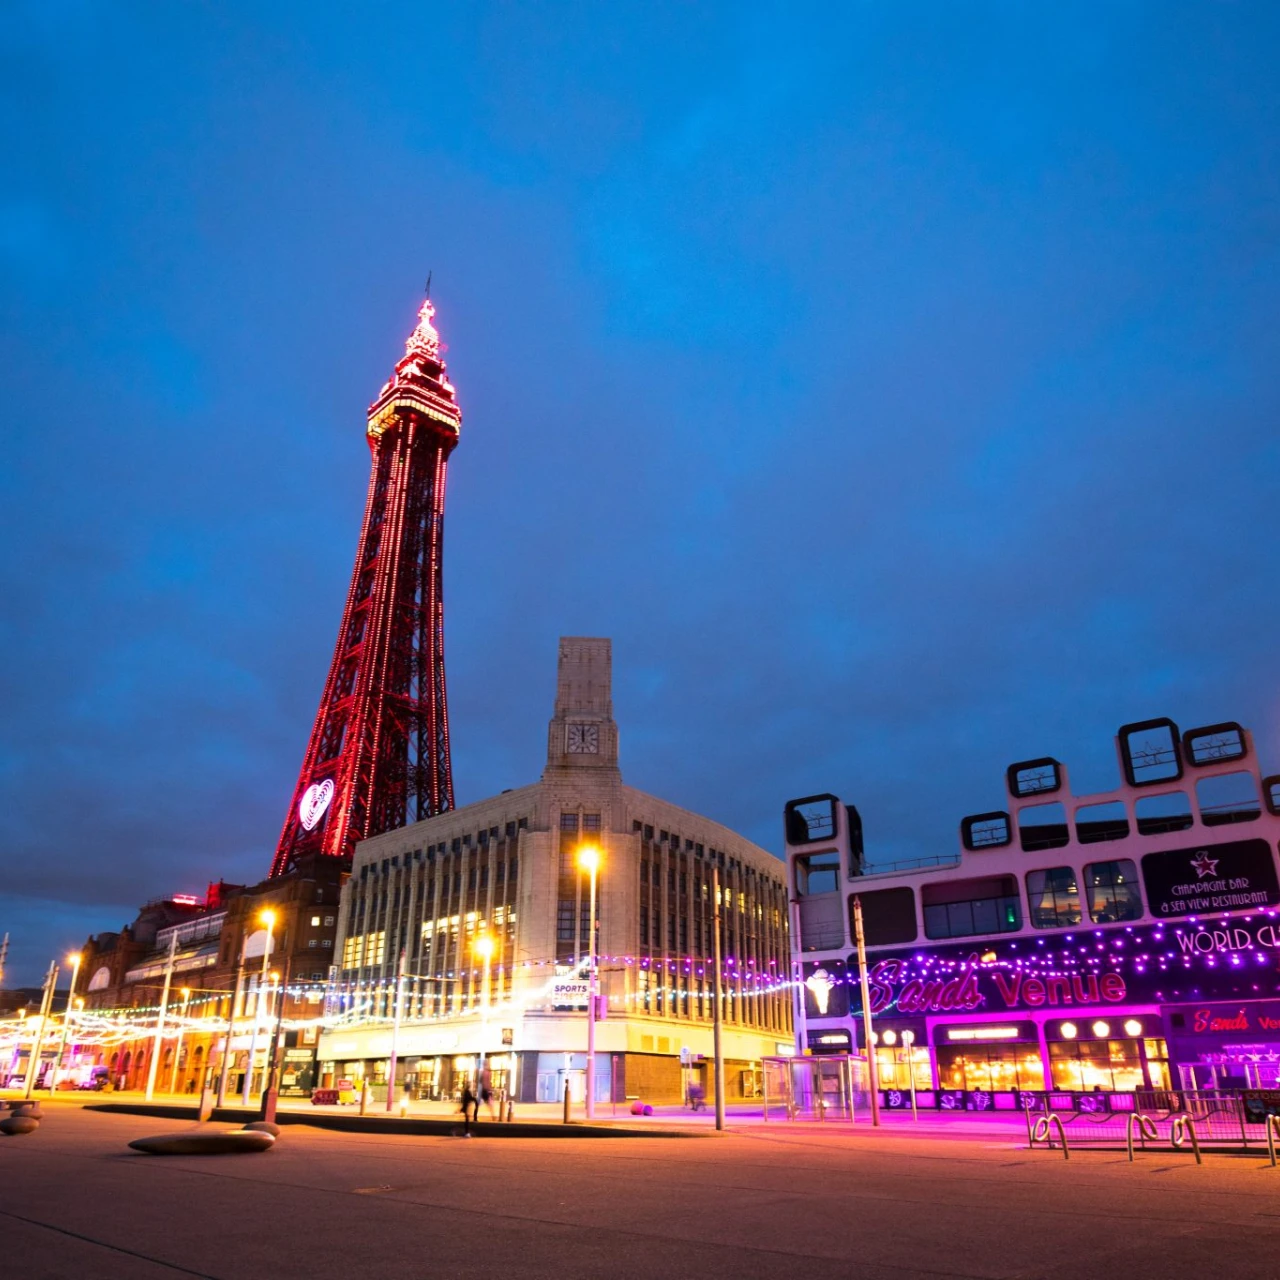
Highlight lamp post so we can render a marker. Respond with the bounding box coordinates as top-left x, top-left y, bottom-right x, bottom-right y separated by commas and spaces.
260, 953, 293, 1124
902, 1029, 918, 1121
51, 951, 82, 1091
168, 987, 192, 1095
144, 930, 179, 1101
217, 931, 248, 1108
577, 844, 600, 1120
384, 949, 406, 1113
852, 895, 881, 1126
24, 960, 58, 1099
712, 866, 725, 1132
242, 908, 276, 1107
